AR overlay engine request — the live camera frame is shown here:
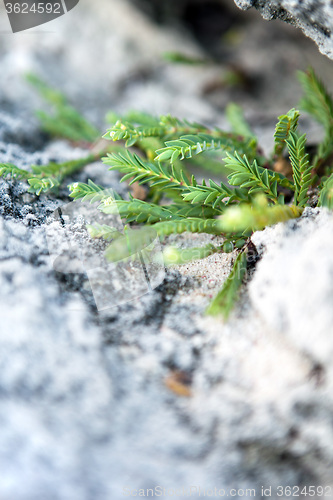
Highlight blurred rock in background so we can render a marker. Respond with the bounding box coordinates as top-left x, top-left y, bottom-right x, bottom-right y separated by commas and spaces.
234, 0, 333, 60
131, 0, 333, 60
